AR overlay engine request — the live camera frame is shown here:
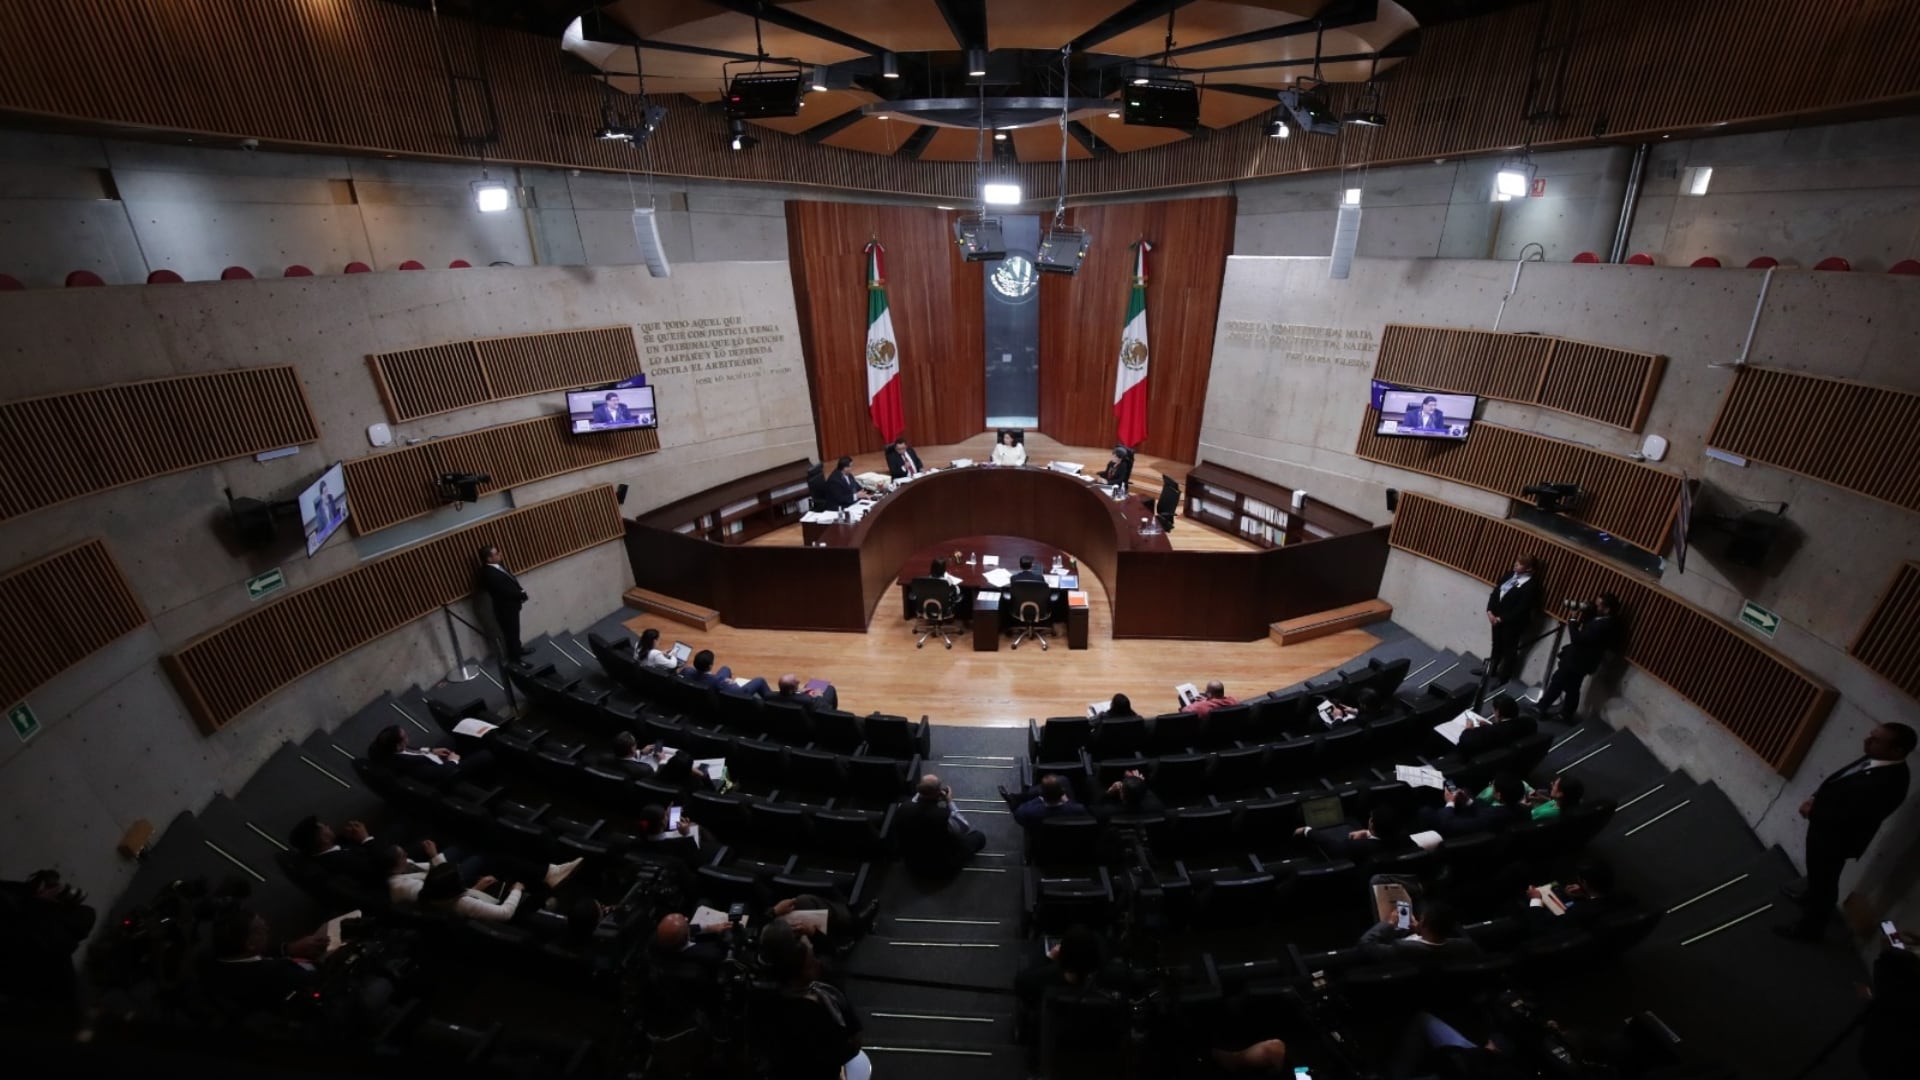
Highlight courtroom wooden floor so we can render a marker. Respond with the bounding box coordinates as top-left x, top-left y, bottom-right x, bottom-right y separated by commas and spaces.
623, 433, 1376, 727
